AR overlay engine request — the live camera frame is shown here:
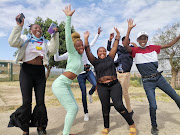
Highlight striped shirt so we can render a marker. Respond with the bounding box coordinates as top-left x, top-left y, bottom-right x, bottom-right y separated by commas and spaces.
131, 45, 161, 76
